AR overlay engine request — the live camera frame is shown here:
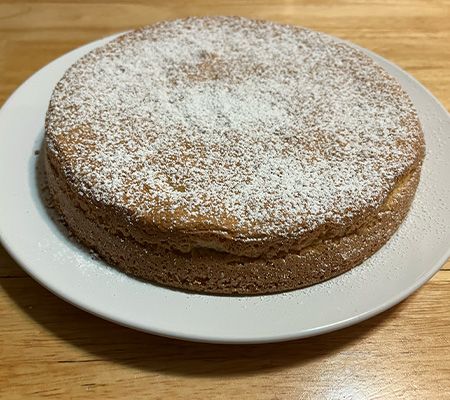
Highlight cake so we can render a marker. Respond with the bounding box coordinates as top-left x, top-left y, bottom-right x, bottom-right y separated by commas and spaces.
44, 17, 425, 294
